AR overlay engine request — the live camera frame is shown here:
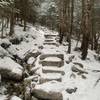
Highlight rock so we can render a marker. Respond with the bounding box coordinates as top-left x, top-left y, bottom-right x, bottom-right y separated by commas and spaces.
66, 54, 75, 64
62, 42, 68, 46
0, 57, 23, 81
30, 67, 40, 75
73, 62, 84, 68
32, 81, 63, 100
10, 95, 22, 100
24, 75, 39, 83
74, 47, 81, 51
81, 75, 87, 79
66, 87, 77, 94
33, 90, 62, 100
27, 57, 35, 65
38, 46, 44, 49
24, 50, 41, 62
10, 37, 23, 45
94, 55, 100, 61
0, 46, 11, 58
1, 43, 11, 49
70, 73, 76, 79
71, 65, 88, 75
31, 96, 38, 100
